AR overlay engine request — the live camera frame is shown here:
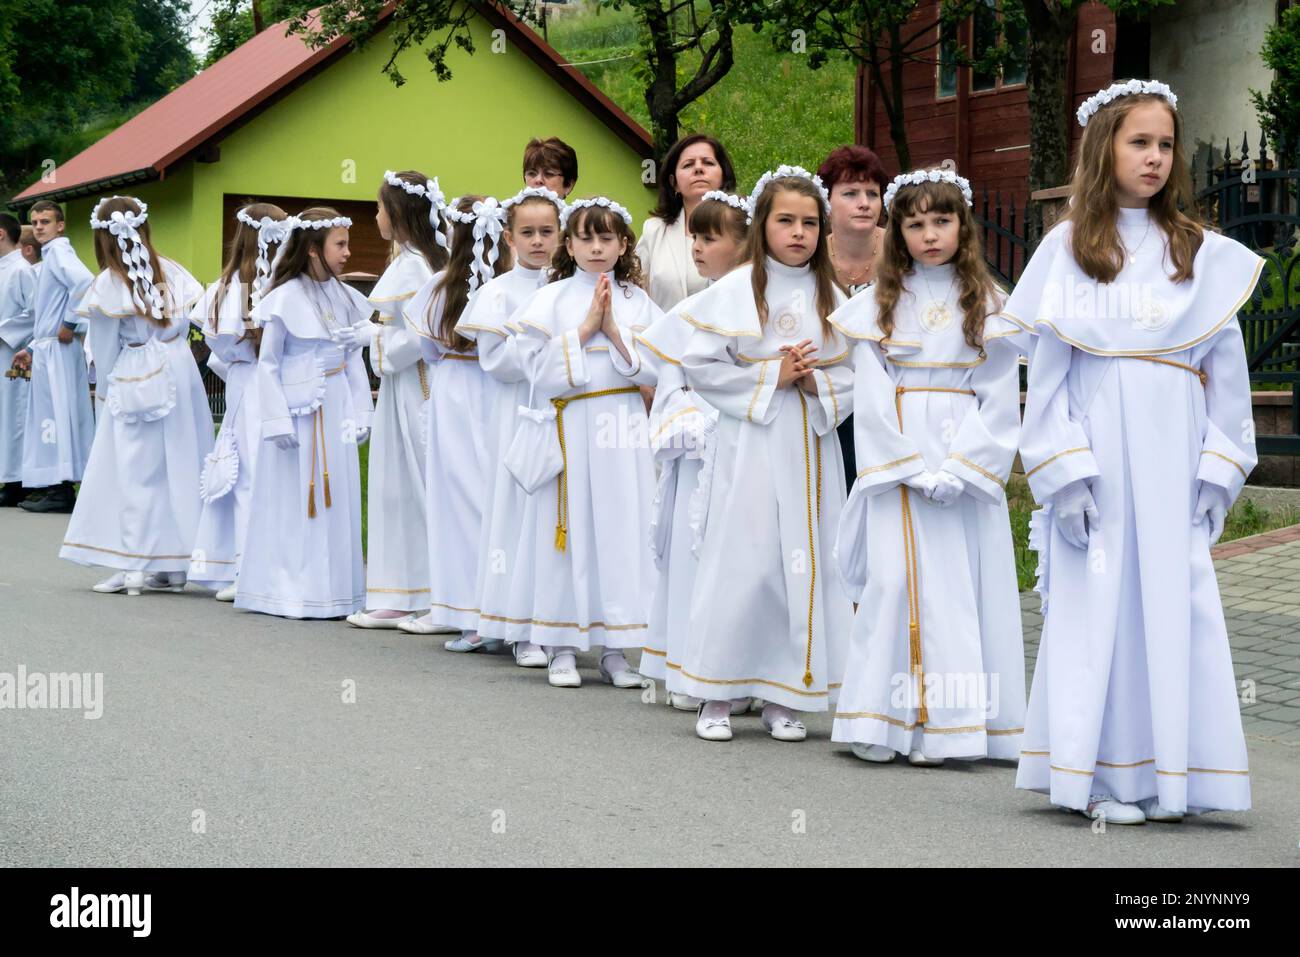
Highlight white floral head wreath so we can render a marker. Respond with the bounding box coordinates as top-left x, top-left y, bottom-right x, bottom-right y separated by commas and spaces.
698, 190, 753, 219
882, 168, 974, 211
261, 213, 352, 289
1076, 79, 1177, 128
383, 170, 451, 251
559, 196, 634, 231
89, 196, 165, 321
502, 185, 567, 218
746, 166, 831, 225
444, 197, 508, 293
235, 207, 294, 302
